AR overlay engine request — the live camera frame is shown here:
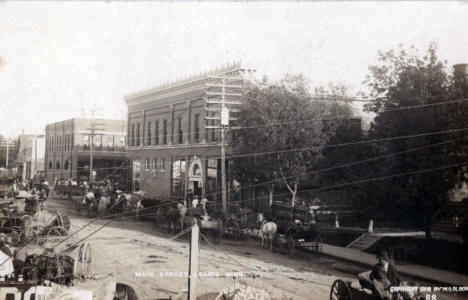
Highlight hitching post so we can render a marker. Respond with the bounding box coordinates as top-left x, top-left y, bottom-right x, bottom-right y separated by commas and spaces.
188, 224, 199, 300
